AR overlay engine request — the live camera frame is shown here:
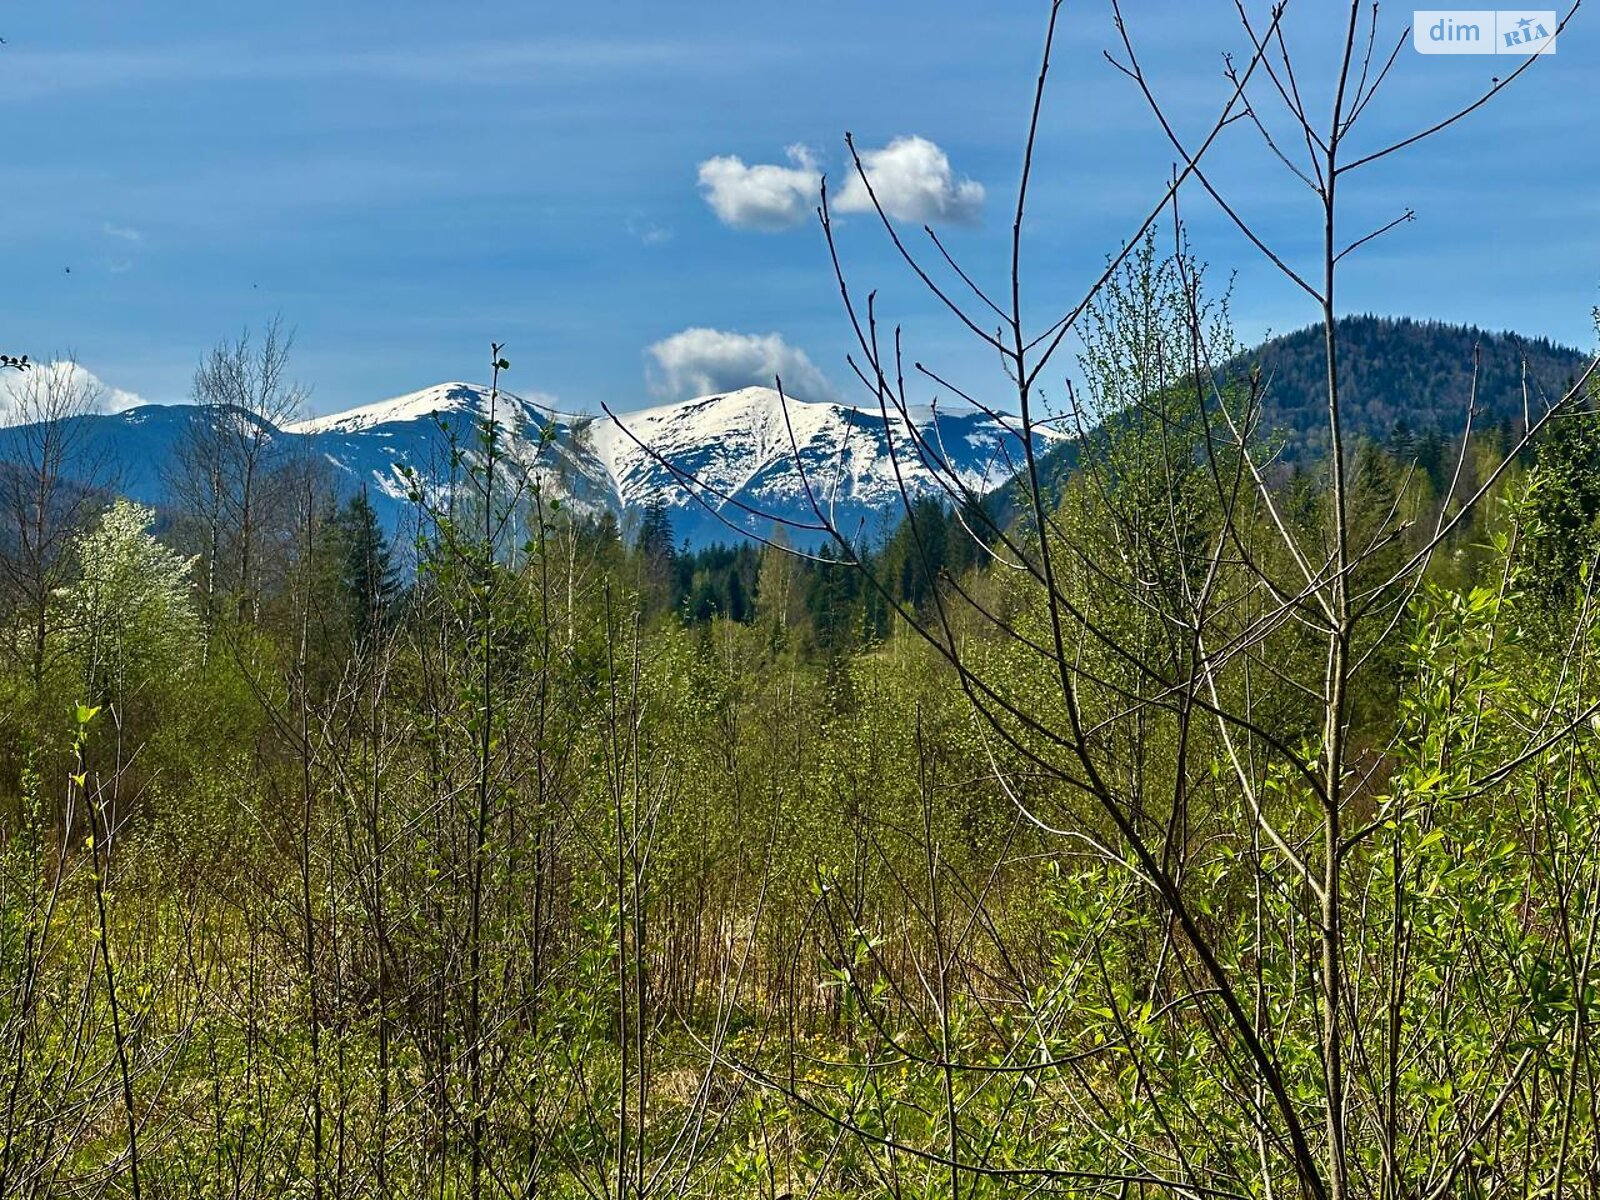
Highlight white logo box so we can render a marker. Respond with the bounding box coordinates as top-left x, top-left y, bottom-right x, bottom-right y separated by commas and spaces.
1413, 10, 1557, 53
